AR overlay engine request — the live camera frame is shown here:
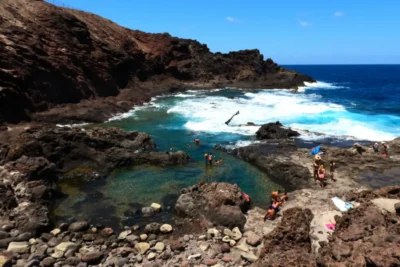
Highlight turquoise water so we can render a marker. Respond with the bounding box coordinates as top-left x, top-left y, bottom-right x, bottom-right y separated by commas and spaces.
53, 90, 282, 229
